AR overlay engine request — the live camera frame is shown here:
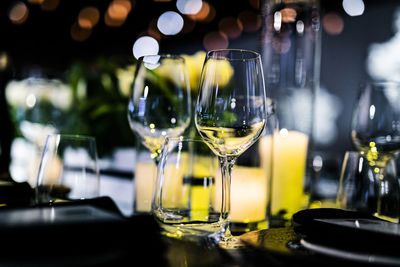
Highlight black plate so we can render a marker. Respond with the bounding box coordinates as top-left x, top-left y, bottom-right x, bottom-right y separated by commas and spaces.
292, 208, 400, 259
